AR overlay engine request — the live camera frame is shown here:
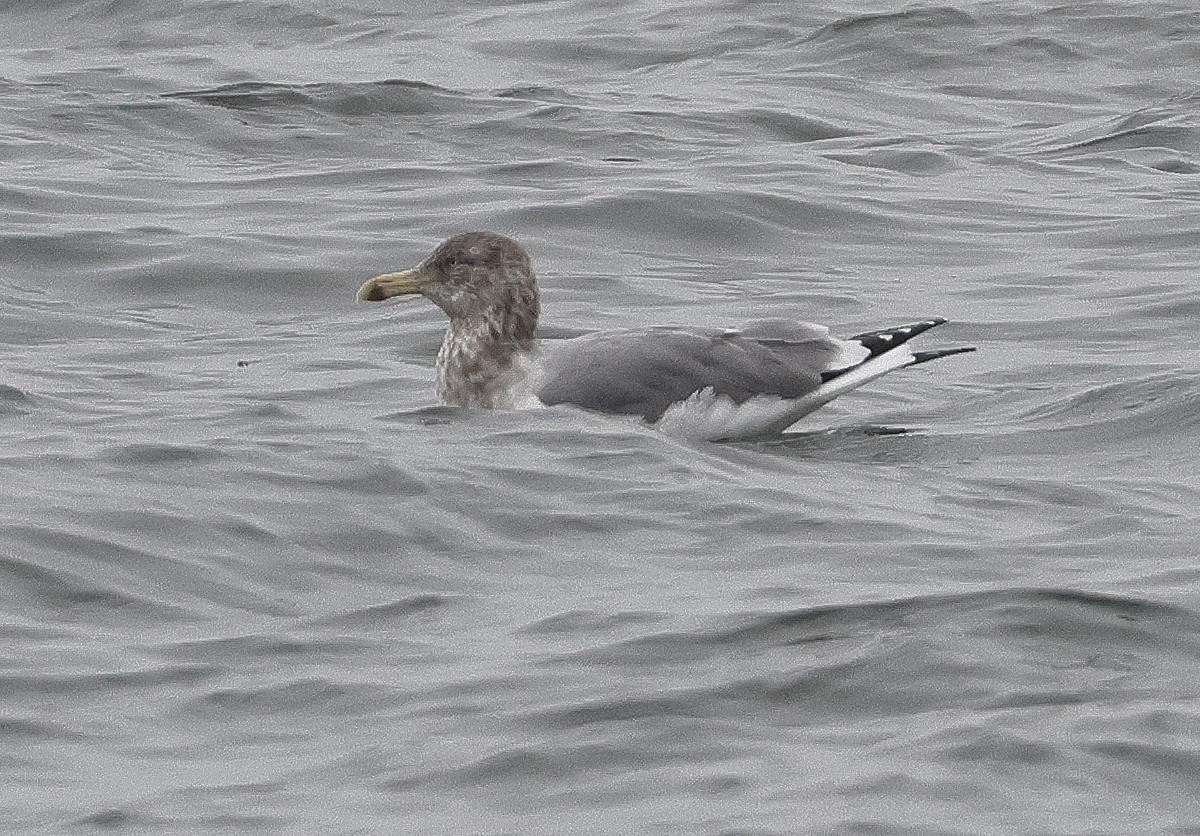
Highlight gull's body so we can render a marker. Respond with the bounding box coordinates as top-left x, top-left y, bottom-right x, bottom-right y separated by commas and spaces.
358, 232, 974, 441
